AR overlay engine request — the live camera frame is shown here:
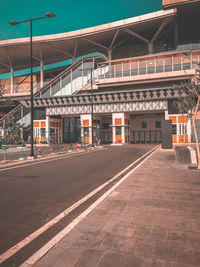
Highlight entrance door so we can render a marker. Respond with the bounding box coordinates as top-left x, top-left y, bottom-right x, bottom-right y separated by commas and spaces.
63, 117, 81, 143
